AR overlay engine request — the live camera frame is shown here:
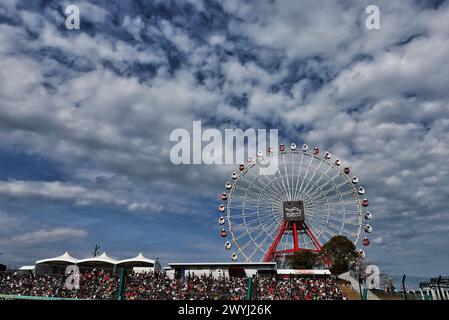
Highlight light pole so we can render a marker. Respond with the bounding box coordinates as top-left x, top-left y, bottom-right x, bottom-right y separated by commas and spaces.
402, 274, 408, 300
92, 244, 100, 257
436, 275, 443, 300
